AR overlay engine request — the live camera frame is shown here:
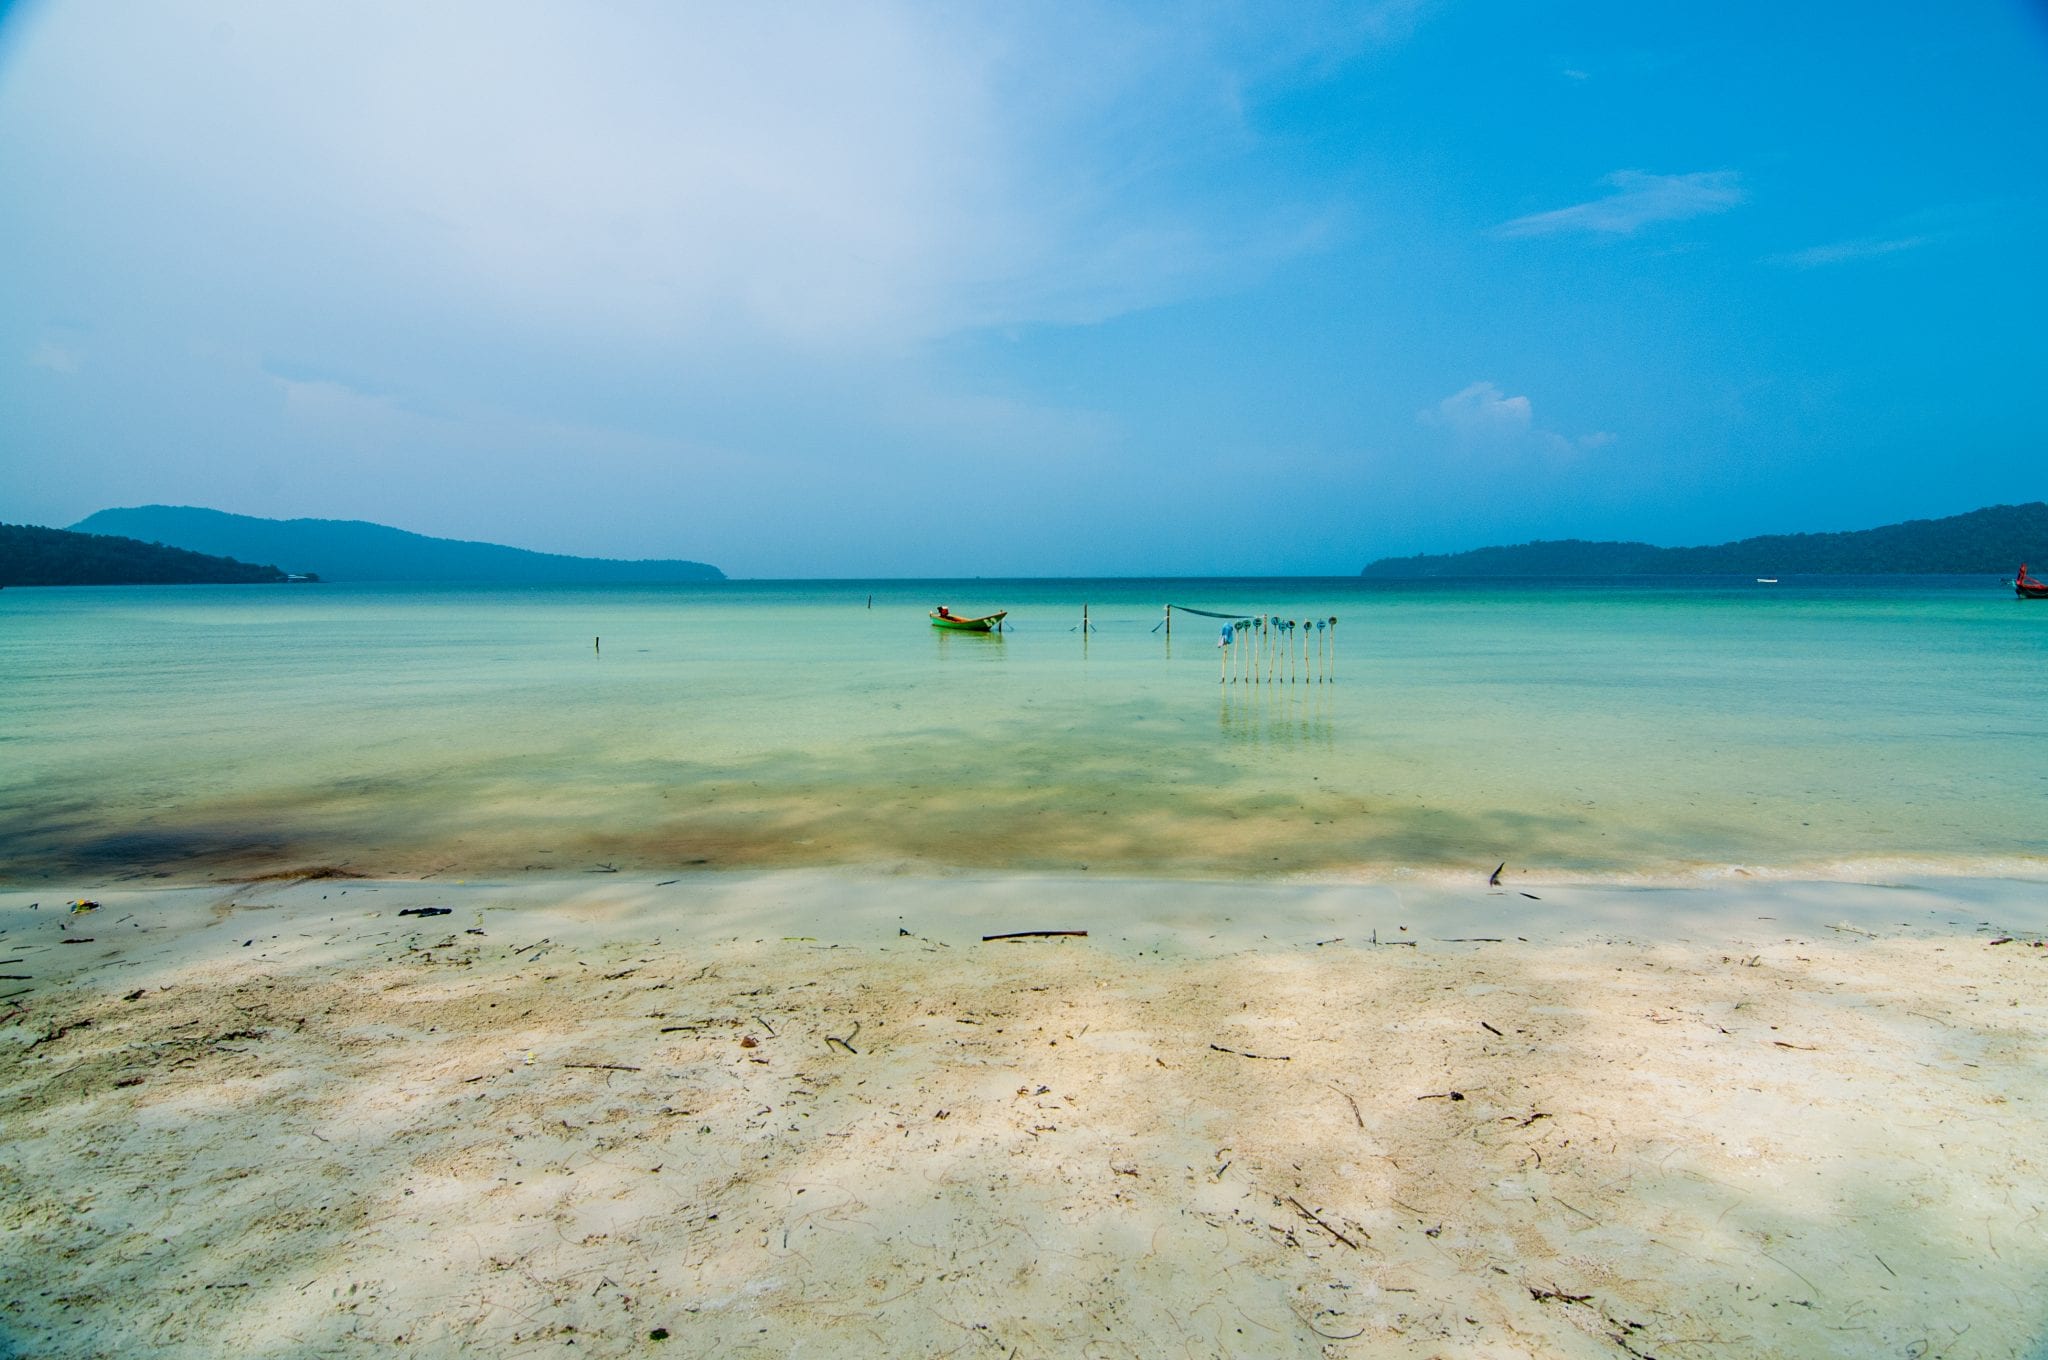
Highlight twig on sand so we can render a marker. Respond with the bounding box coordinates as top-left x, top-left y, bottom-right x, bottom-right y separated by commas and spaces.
589, 863, 620, 874
754, 1014, 778, 1038
1210, 1044, 1290, 1061
1282, 1195, 1362, 1249
982, 930, 1088, 941
1325, 1083, 1364, 1127
1416, 1090, 1465, 1101
1759, 1248, 1821, 1296
1553, 1197, 1600, 1225
565, 1063, 641, 1072
1528, 1285, 1592, 1304
1299, 1314, 1367, 1341
1481, 1021, 1503, 1036
1490, 862, 1505, 886
826, 1021, 862, 1054
1825, 922, 1877, 937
